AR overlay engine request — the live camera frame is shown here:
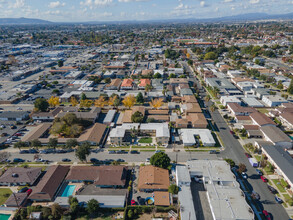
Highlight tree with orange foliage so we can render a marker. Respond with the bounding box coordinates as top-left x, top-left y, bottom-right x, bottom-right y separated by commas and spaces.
48, 96, 60, 107
70, 97, 79, 107
149, 98, 163, 109
80, 99, 93, 108
107, 96, 117, 106
94, 96, 107, 108
122, 95, 136, 109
